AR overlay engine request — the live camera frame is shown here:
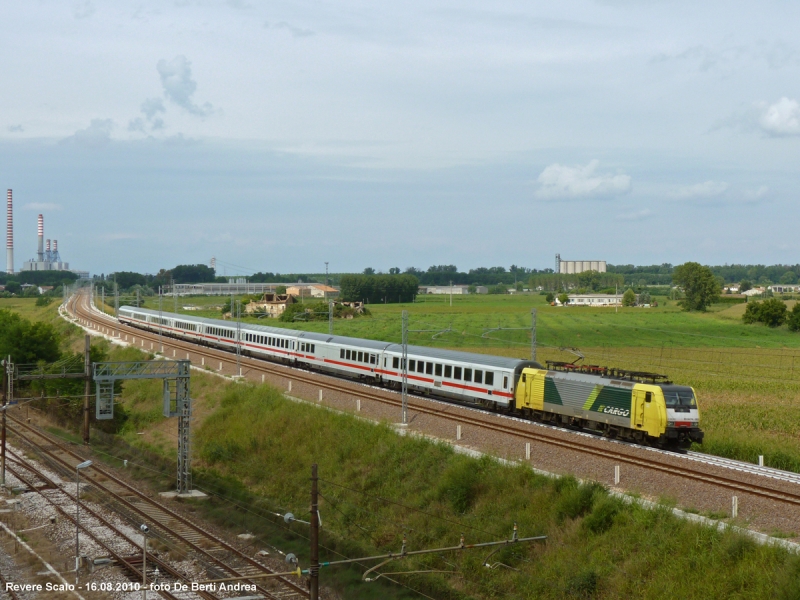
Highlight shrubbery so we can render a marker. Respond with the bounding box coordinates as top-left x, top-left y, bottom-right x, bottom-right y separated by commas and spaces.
742, 298, 788, 328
